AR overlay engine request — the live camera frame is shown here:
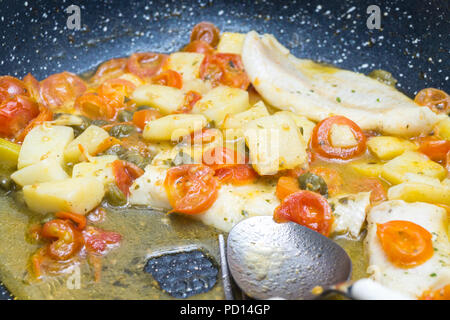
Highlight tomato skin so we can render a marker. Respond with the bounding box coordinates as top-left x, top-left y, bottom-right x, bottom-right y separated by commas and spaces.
127, 53, 168, 79
152, 70, 183, 89
376, 220, 434, 269
15, 103, 53, 143
98, 78, 136, 111
311, 116, 367, 160
183, 40, 215, 55
55, 211, 87, 230
215, 165, 258, 186
132, 109, 161, 130
0, 76, 28, 104
92, 57, 128, 84
0, 95, 40, 138
75, 92, 116, 120
83, 226, 121, 256
274, 190, 333, 237
112, 160, 144, 196
350, 177, 386, 203
200, 53, 250, 90
276, 176, 300, 200
418, 137, 450, 163
414, 88, 449, 114
176, 90, 202, 113
164, 164, 219, 214
190, 22, 220, 47
23, 73, 41, 102
40, 72, 87, 111
202, 147, 244, 169
40, 219, 84, 261
420, 284, 450, 300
